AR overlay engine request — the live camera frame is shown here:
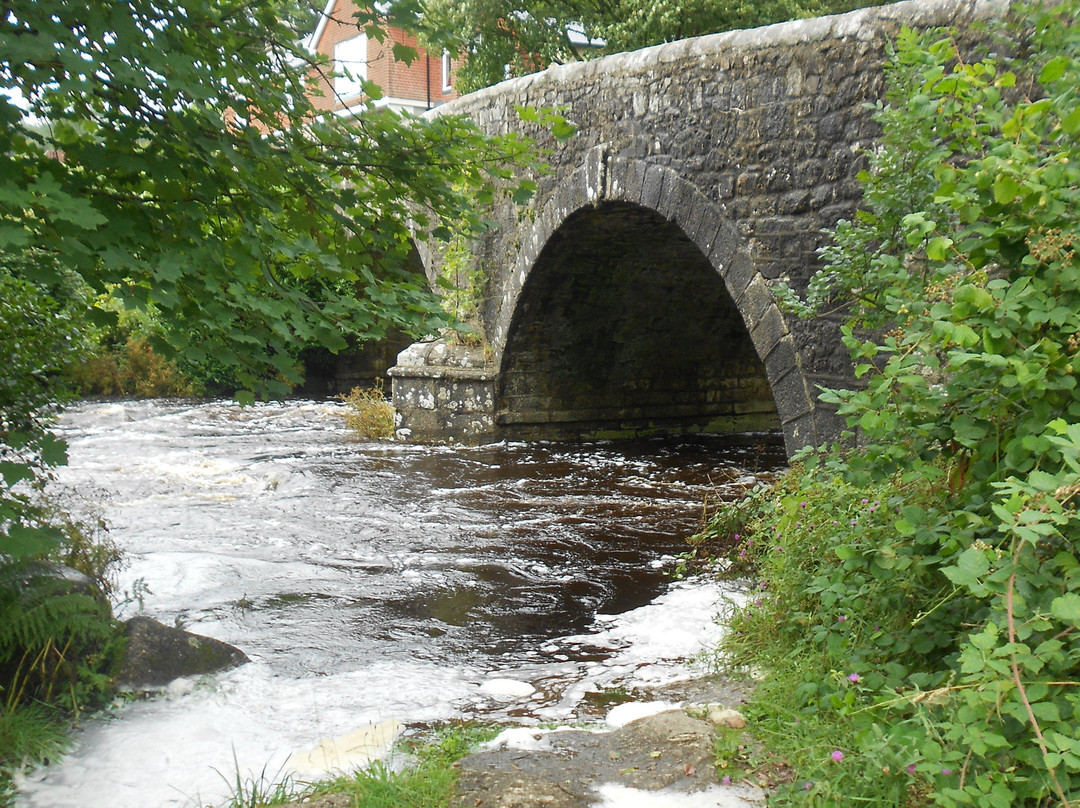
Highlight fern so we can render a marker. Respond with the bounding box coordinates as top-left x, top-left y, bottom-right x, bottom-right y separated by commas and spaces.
0, 562, 116, 710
